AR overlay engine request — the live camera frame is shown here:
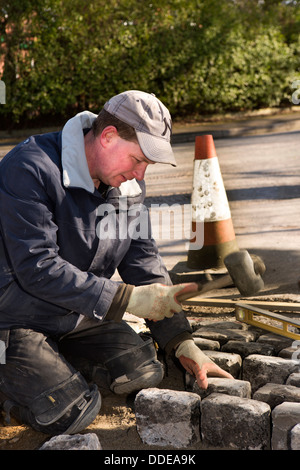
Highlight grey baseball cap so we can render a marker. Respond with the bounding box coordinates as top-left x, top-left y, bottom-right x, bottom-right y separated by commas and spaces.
103, 90, 177, 166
